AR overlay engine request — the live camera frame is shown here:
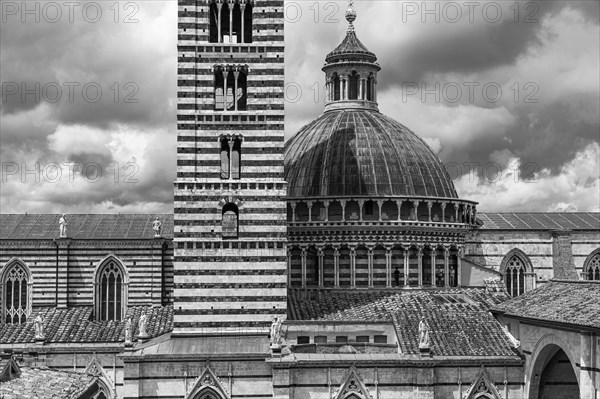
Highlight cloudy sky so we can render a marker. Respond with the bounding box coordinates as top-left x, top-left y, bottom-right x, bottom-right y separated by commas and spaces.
1, 0, 598, 214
